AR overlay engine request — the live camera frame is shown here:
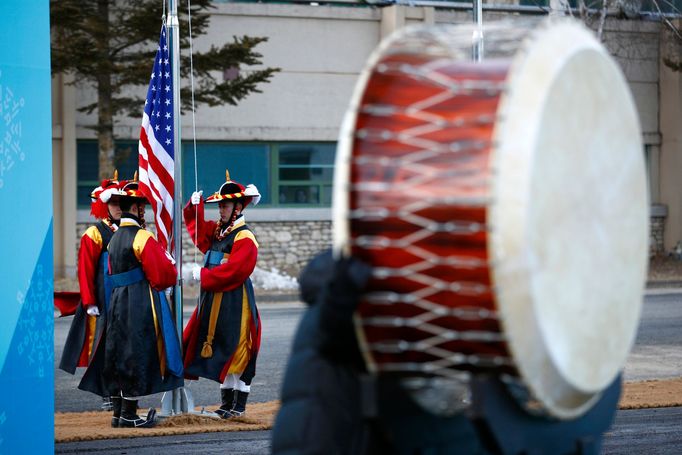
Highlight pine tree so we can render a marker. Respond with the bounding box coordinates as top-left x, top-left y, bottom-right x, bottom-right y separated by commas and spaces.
51, 0, 279, 179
